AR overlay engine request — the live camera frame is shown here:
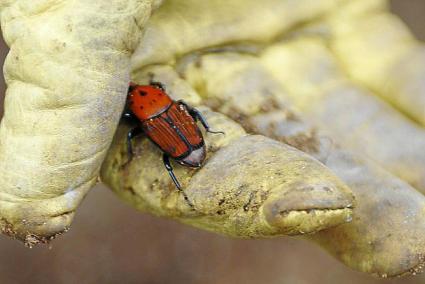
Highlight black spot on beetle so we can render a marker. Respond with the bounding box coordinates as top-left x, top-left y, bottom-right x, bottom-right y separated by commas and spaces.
139, 91, 147, 96
140, 106, 144, 110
